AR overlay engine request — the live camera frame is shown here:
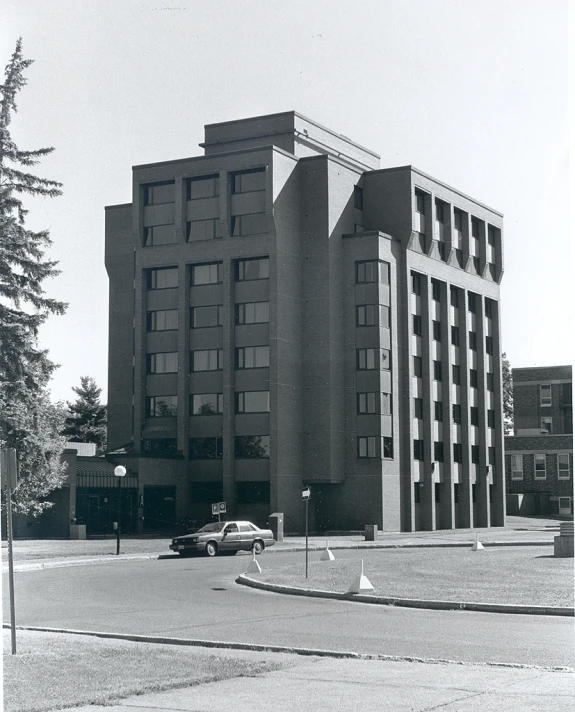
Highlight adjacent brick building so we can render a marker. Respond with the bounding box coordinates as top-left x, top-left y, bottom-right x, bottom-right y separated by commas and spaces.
105, 111, 506, 534
505, 365, 573, 516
